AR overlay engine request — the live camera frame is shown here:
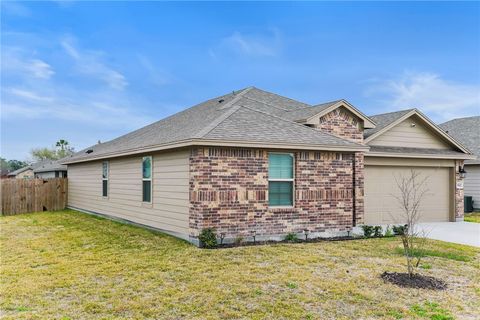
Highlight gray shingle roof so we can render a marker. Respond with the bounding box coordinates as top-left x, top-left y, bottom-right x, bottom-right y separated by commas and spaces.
33, 160, 67, 173
280, 100, 341, 121
63, 87, 367, 163
7, 166, 33, 176
440, 116, 480, 164
364, 109, 414, 138
7, 159, 53, 176
204, 105, 358, 147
